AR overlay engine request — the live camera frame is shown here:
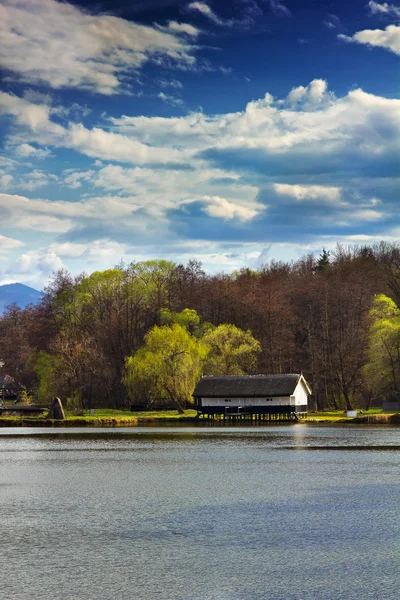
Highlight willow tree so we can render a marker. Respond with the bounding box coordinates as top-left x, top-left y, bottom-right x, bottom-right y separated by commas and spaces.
364, 294, 400, 401
202, 323, 261, 376
124, 323, 207, 412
